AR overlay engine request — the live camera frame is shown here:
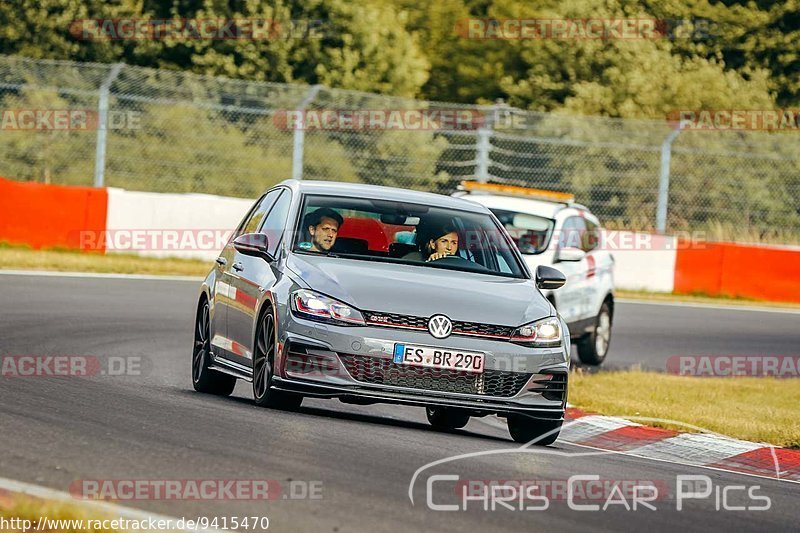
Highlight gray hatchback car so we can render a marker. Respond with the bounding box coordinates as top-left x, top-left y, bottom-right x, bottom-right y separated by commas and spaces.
192, 180, 570, 444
